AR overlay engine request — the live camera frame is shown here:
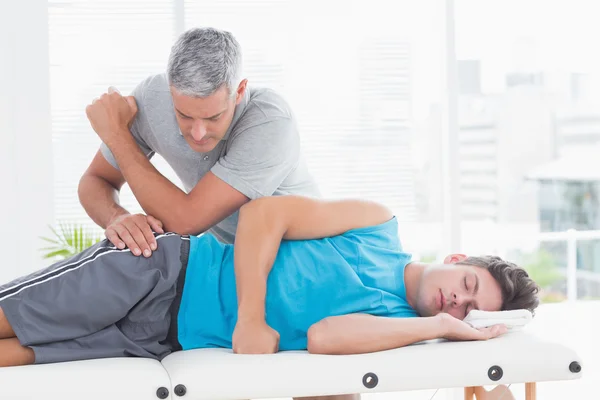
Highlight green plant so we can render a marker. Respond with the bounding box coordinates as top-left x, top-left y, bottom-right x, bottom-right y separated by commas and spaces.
40, 222, 104, 260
